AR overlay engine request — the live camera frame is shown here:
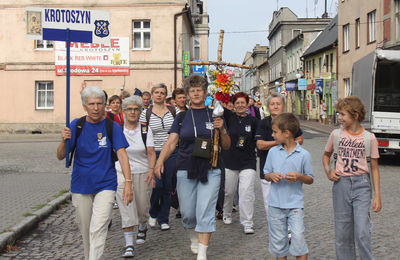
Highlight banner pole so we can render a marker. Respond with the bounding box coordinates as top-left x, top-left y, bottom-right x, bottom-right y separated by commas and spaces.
65, 28, 71, 168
